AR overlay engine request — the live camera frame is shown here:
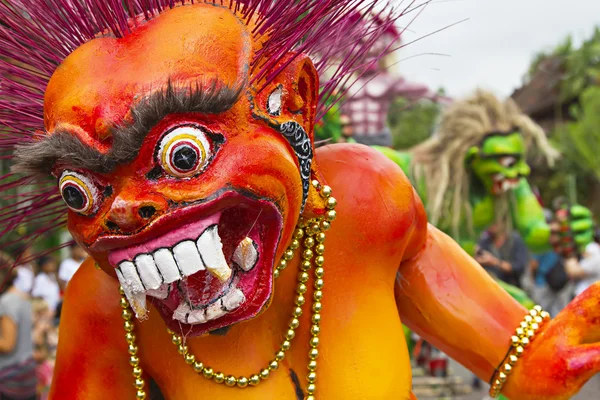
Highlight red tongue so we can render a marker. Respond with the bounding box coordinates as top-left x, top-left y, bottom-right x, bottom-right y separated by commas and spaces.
182, 269, 231, 306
